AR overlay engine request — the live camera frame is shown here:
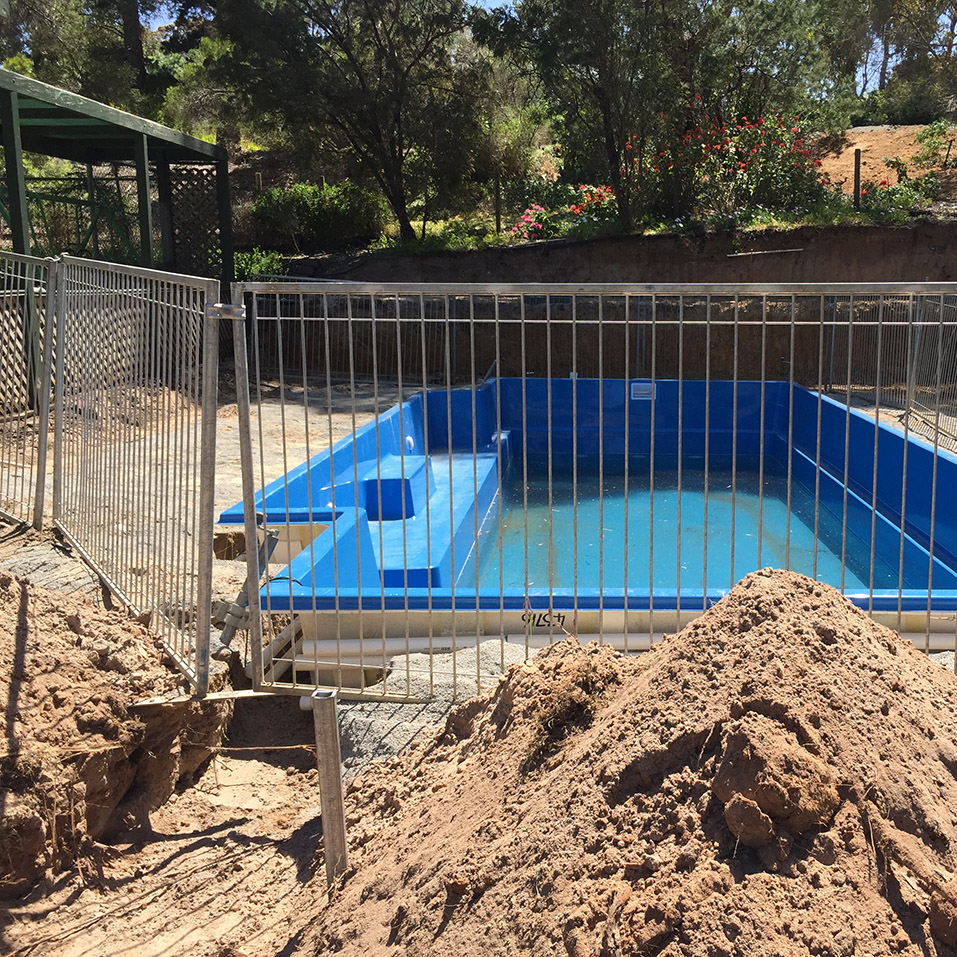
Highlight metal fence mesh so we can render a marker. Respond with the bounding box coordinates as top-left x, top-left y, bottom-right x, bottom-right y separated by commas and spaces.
53, 256, 220, 691
228, 282, 957, 699
0, 251, 55, 528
